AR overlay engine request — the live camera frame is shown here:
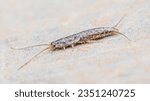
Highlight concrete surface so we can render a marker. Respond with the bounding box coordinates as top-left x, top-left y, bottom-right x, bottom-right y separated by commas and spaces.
0, 0, 150, 83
